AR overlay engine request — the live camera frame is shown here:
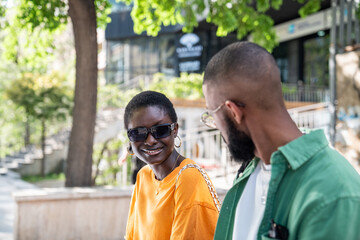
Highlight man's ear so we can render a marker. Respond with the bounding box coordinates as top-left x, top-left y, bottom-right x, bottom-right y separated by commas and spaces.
225, 100, 243, 124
